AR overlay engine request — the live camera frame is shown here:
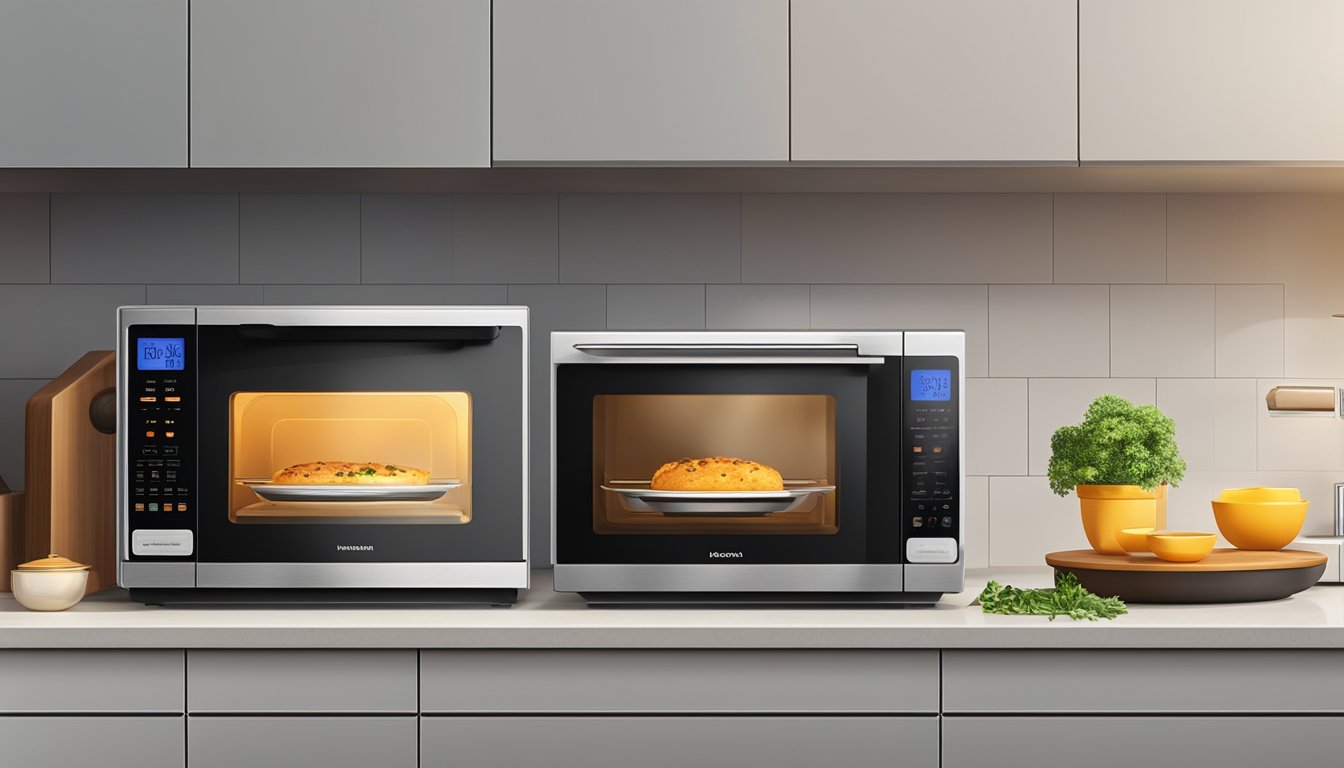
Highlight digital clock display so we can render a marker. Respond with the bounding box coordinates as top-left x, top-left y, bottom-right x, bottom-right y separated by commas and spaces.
911, 369, 952, 401
137, 338, 185, 371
